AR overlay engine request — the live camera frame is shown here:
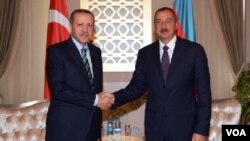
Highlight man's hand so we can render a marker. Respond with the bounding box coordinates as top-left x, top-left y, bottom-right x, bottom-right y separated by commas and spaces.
97, 92, 114, 110
192, 133, 208, 141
